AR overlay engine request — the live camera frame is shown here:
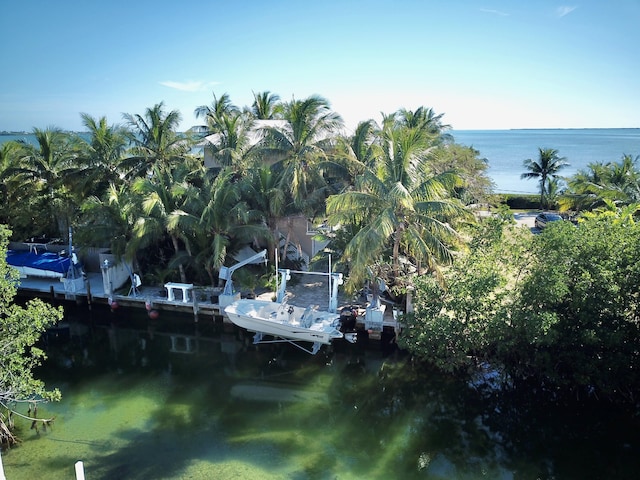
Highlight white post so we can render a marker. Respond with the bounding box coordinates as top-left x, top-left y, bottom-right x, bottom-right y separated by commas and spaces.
75, 460, 85, 480
328, 254, 332, 310
0, 450, 7, 480
274, 248, 278, 298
